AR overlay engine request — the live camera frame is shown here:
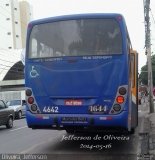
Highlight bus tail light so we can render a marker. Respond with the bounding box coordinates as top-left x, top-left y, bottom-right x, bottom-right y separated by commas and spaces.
28, 97, 34, 104
26, 88, 40, 114
109, 85, 127, 114
116, 96, 124, 104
